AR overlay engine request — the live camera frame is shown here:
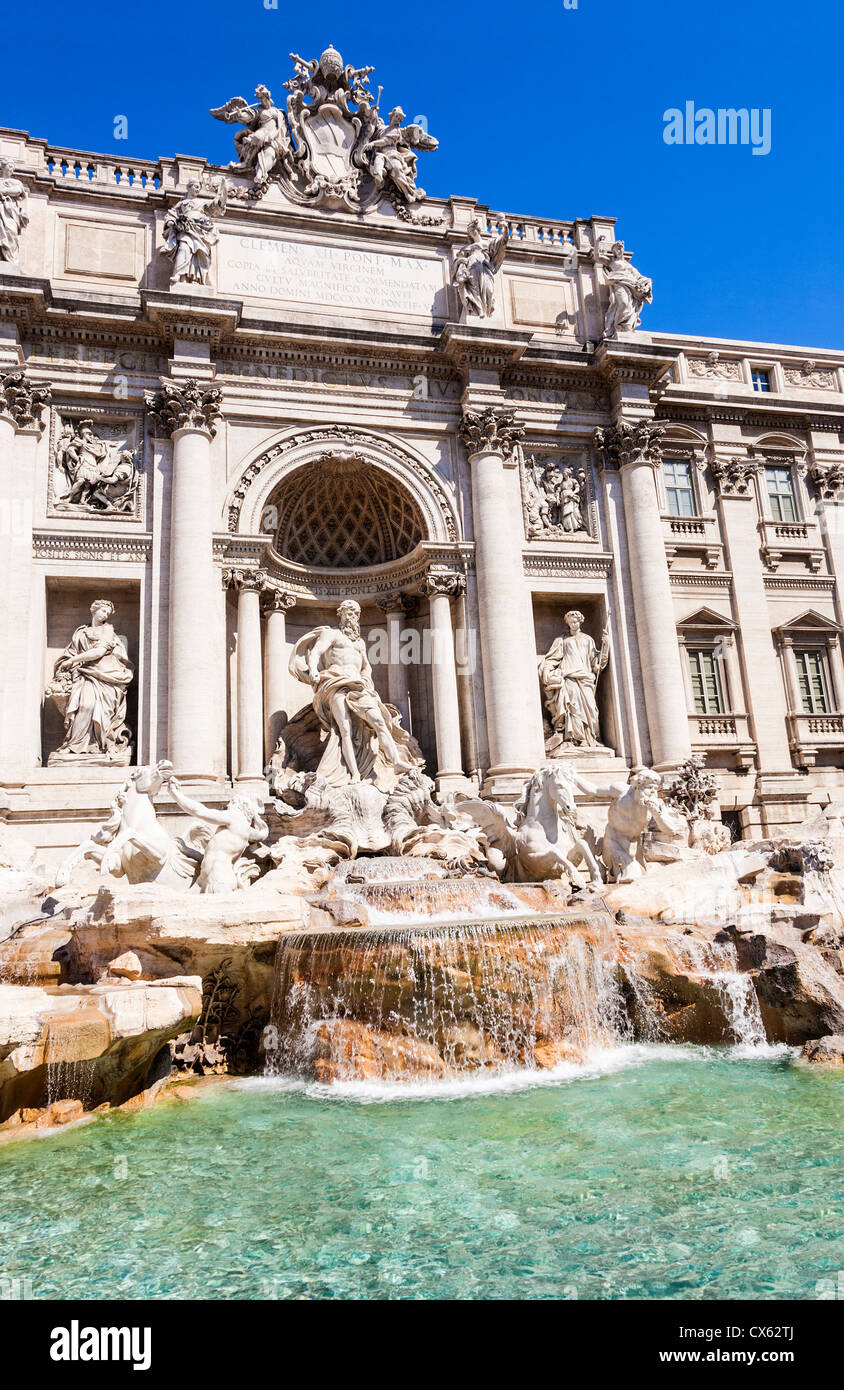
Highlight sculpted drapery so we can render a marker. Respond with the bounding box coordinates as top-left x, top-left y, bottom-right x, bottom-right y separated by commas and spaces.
48, 600, 133, 762
538, 611, 609, 748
